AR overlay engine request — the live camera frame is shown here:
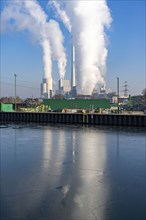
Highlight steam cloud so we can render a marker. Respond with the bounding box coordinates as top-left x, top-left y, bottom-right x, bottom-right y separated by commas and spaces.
48, 20, 67, 79
50, 0, 112, 94
1, 0, 67, 80
1, 0, 112, 95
